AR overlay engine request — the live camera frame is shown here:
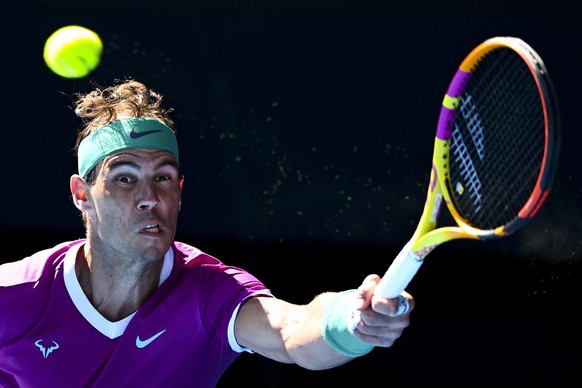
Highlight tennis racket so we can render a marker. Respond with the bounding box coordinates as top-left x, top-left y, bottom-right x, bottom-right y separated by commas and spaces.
350, 36, 560, 328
